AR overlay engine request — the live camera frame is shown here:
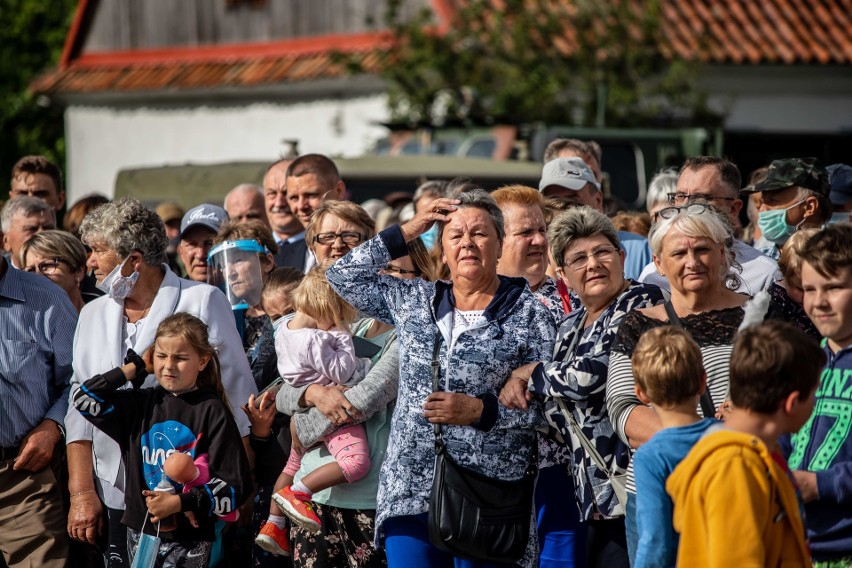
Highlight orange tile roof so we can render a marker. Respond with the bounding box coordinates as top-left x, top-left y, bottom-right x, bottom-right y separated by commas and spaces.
31, 0, 852, 96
